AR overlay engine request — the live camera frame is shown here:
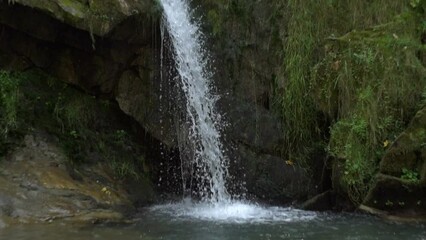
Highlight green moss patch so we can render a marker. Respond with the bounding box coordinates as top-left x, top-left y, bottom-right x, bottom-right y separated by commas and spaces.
0, 68, 149, 180
312, 9, 425, 202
